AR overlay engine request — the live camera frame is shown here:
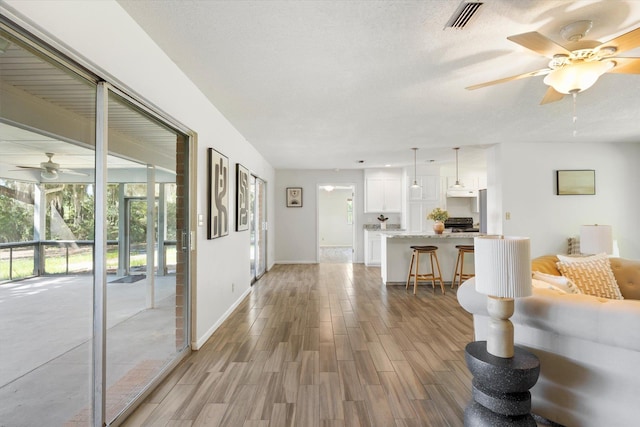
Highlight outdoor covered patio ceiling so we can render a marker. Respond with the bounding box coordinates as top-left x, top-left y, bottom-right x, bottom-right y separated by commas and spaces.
0, 33, 178, 184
